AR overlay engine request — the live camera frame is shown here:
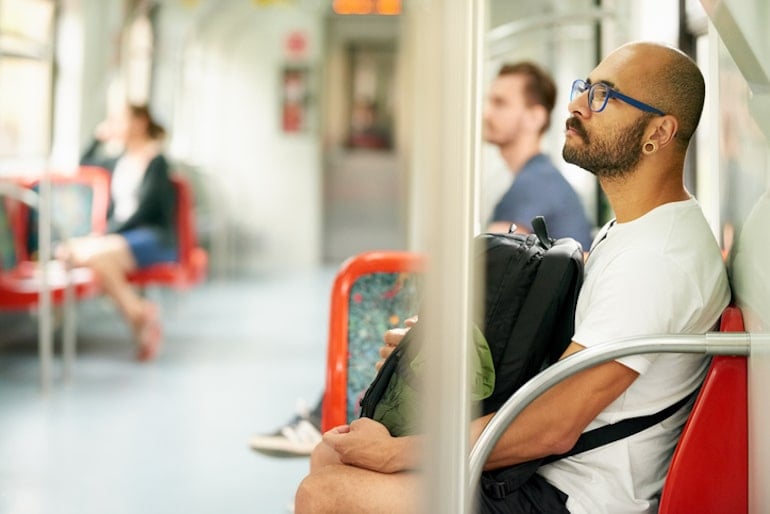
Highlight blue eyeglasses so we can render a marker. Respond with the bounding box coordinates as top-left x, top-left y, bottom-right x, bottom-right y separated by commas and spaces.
570, 79, 665, 116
